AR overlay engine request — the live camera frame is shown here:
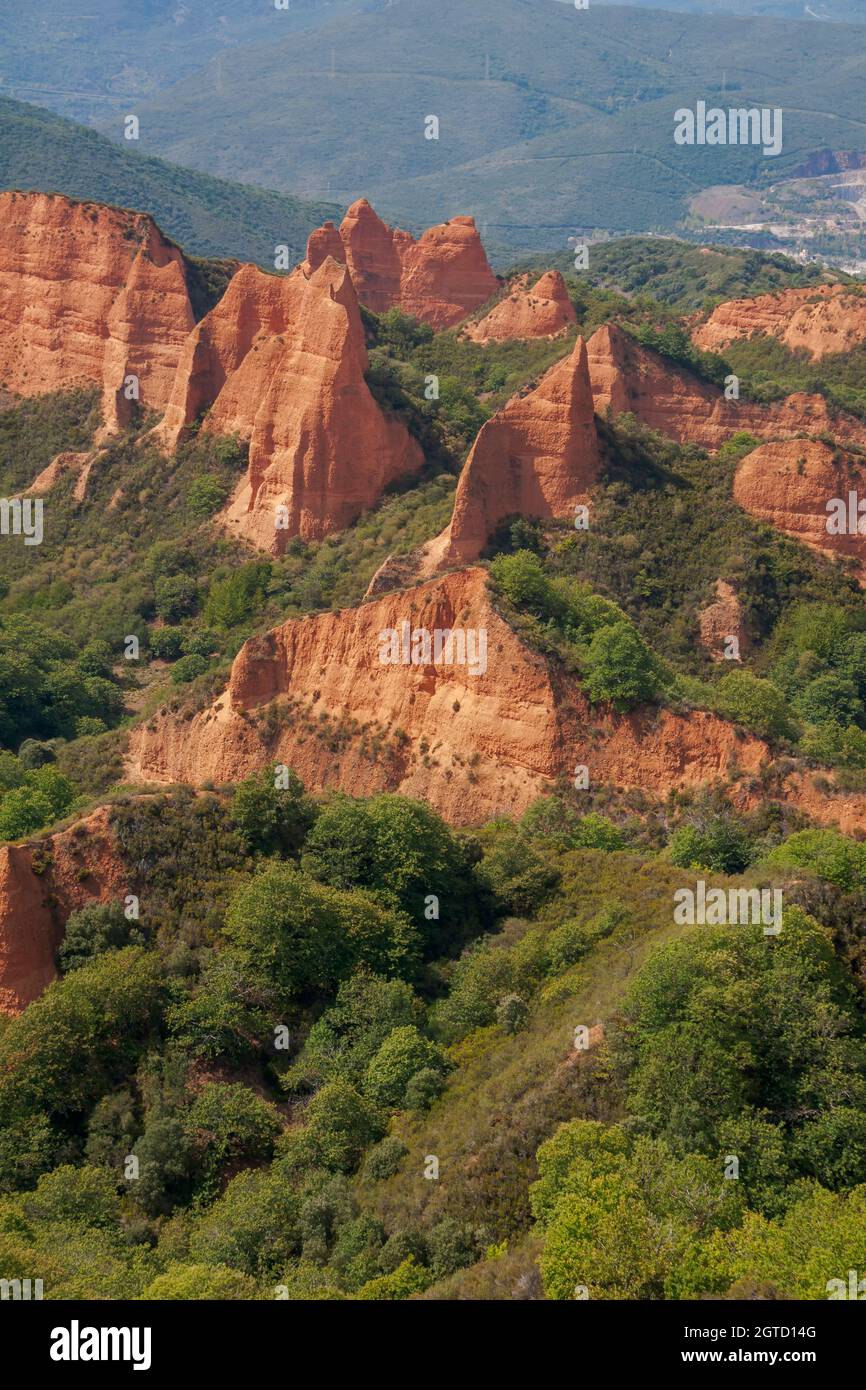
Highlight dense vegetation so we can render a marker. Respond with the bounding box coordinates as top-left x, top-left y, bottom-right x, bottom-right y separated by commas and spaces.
2, 224, 866, 1300
2, 785, 865, 1299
